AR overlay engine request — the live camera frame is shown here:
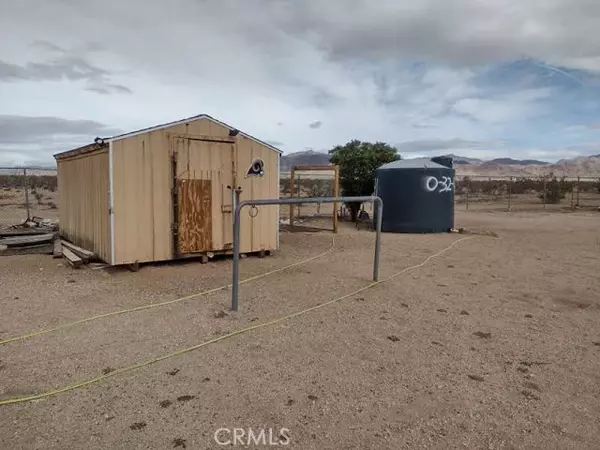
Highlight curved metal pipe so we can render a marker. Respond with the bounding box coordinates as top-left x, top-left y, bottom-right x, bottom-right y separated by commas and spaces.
232, 196, 383, 311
